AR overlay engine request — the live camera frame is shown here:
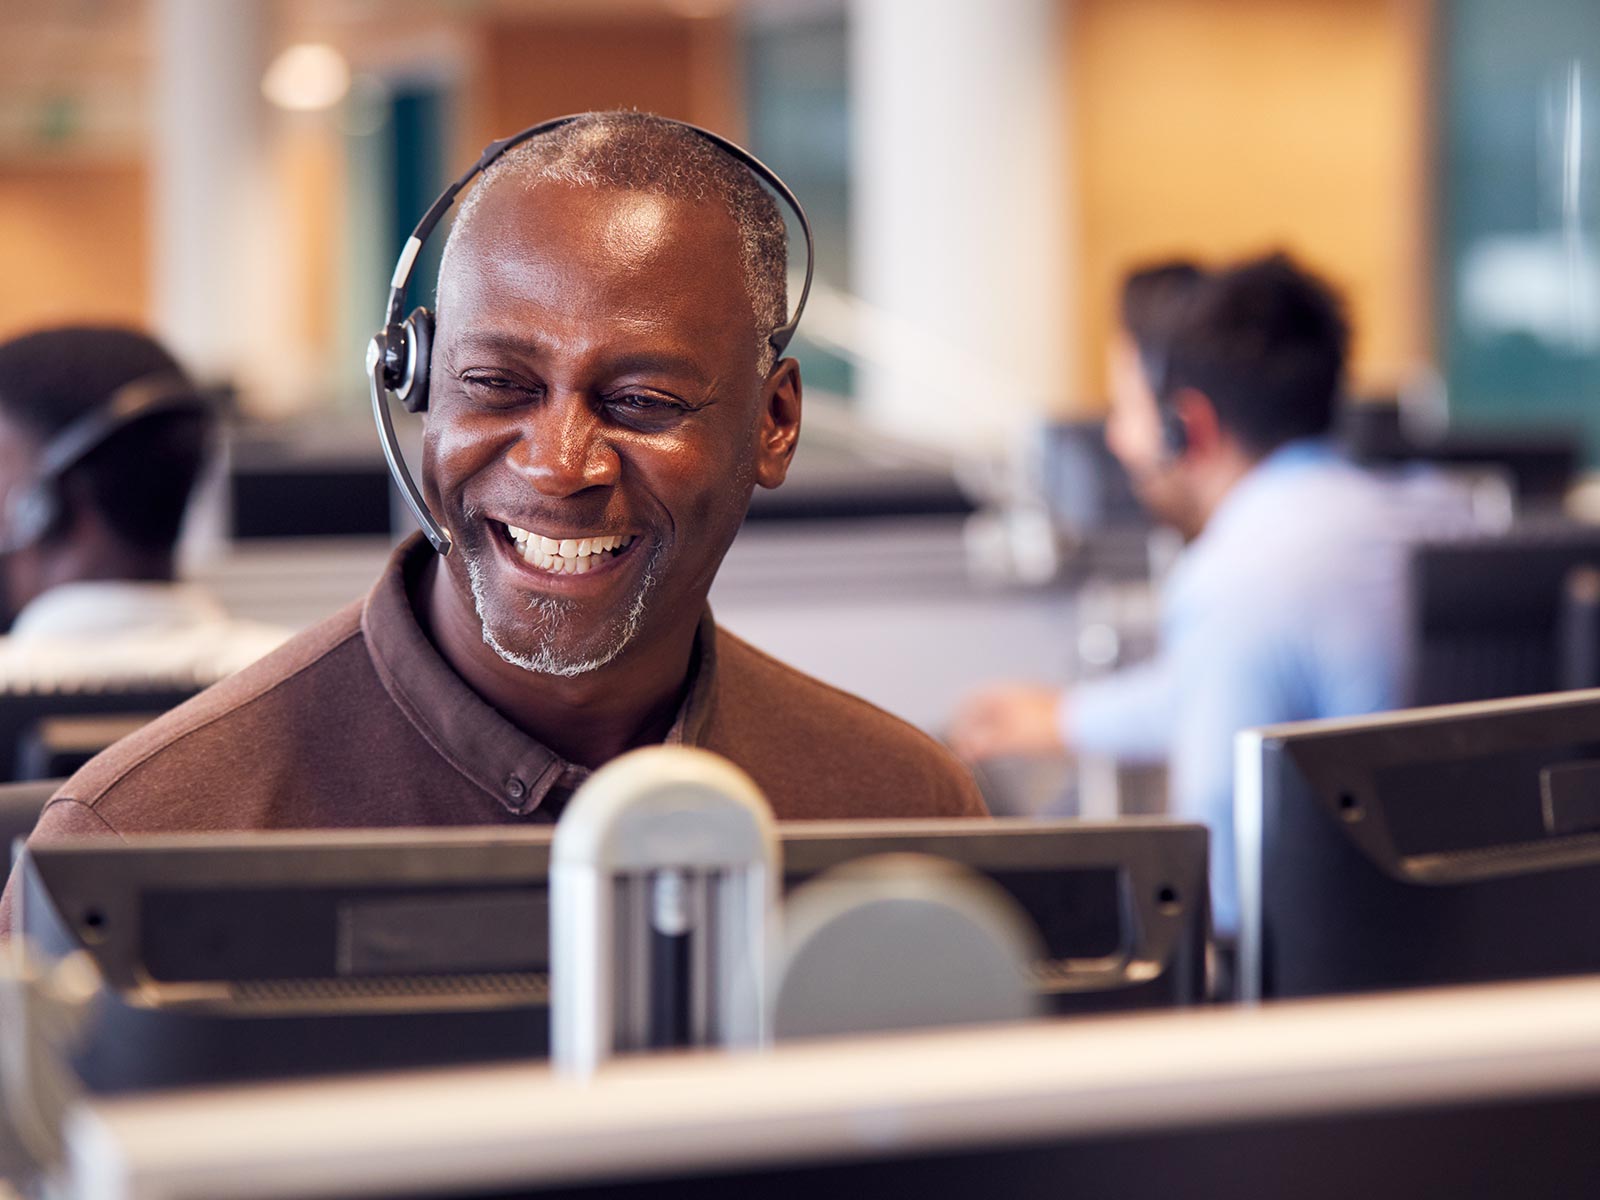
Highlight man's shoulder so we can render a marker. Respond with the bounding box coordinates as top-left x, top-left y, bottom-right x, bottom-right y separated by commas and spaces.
59, 601, 371, 811
708, 625, 987, 819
